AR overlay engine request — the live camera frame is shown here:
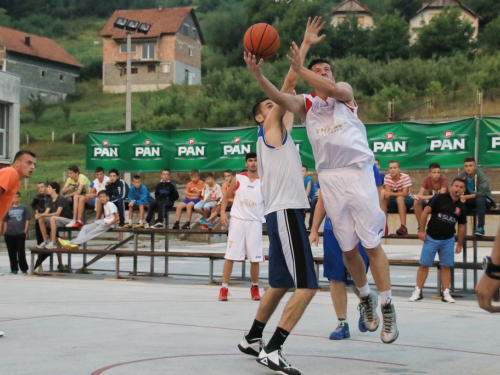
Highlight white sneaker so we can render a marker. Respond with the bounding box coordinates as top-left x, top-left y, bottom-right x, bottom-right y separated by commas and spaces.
45, 241, 57, 249
409, 287, 423, 302
144, 223, 150, 228
0, 272, 4, 276
0, 331, 3, 337
36, 240, 49, 249
237, 333, 265, 357
441, 289, 455, 303
381, 298, 399, 344
256, 347, 302, 375
154, 222, 164, 229
360, 290, 380, 332
65, 220, 76, 228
